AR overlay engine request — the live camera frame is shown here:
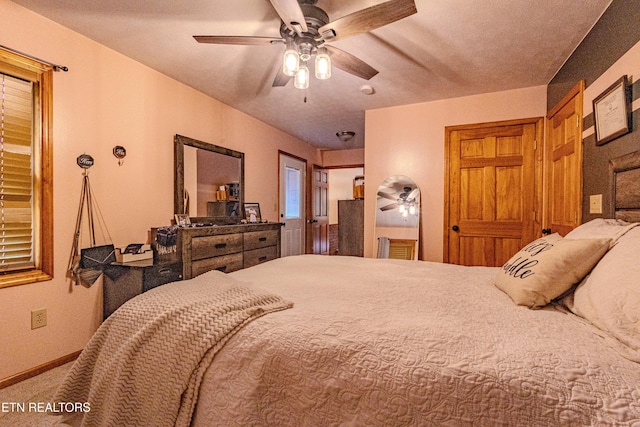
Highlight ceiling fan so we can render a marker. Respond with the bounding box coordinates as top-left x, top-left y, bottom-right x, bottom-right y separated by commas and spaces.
194, 0, 417, 89
378, 186, 419, 215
